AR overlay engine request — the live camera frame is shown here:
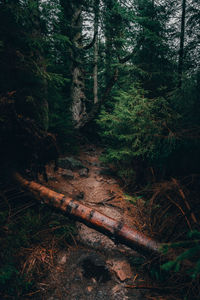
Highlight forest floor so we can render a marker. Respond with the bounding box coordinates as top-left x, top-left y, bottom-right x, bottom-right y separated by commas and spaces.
31, 143, 173, 300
